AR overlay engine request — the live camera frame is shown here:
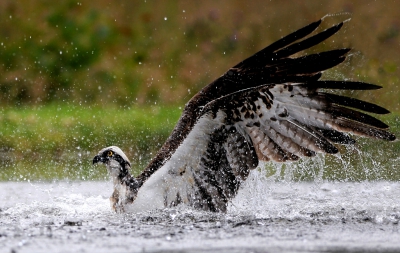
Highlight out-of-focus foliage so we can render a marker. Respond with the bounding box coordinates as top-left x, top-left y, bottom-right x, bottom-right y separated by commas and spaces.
0, 0, 399, 109
0, 104, 182, 180
0, 105, 399, 181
